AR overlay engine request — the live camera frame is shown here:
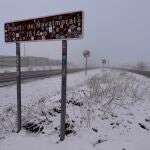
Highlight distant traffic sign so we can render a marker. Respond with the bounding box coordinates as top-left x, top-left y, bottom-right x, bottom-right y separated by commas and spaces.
102, 59, 106, 65
83, 50, 90, 58
4, 11, 83, 43
83, 50, 90, 76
